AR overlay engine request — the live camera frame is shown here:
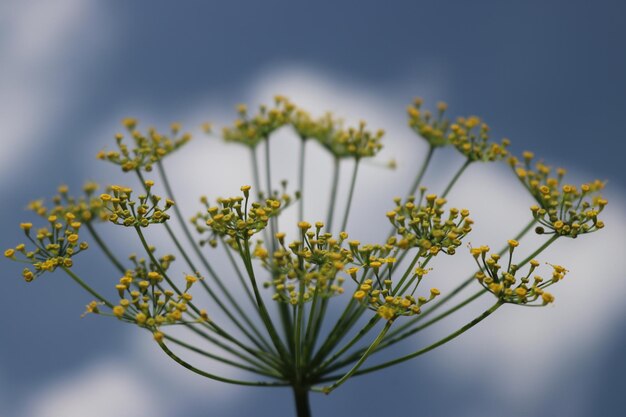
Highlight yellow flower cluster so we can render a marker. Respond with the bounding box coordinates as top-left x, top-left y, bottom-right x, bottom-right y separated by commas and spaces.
387, 193, 473, 255
97, 120, 191, 172
259, 223, 350, 304
87, 253, 206, 334
5, 214, 88, 282
100, 182, 174, 227
28, 183, 108, 224
353, 277, 441, 321
316, 119, 384, 160
448, 116, 510, 162
198, 186, 291, 241
290, 107, 334, 140
223, 97, 384, 160
407, 98, 452, 148
509, 152, 607, 237
471, 241, 566, 305
222, 96, 295, 148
